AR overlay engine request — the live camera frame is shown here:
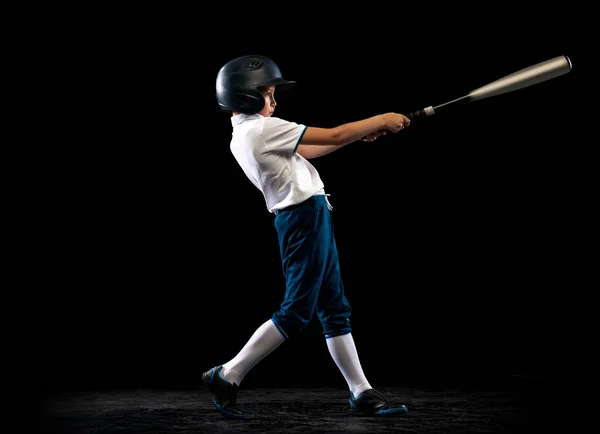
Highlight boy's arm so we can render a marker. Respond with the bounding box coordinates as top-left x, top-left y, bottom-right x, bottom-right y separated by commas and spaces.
297, 144, 346, 159
296, 112, 410, 159
298, 130, 389, 159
